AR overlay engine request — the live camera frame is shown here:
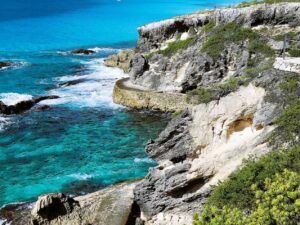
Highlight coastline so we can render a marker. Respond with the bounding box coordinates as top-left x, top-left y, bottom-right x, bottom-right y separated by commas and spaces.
1, 1, 300, 225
